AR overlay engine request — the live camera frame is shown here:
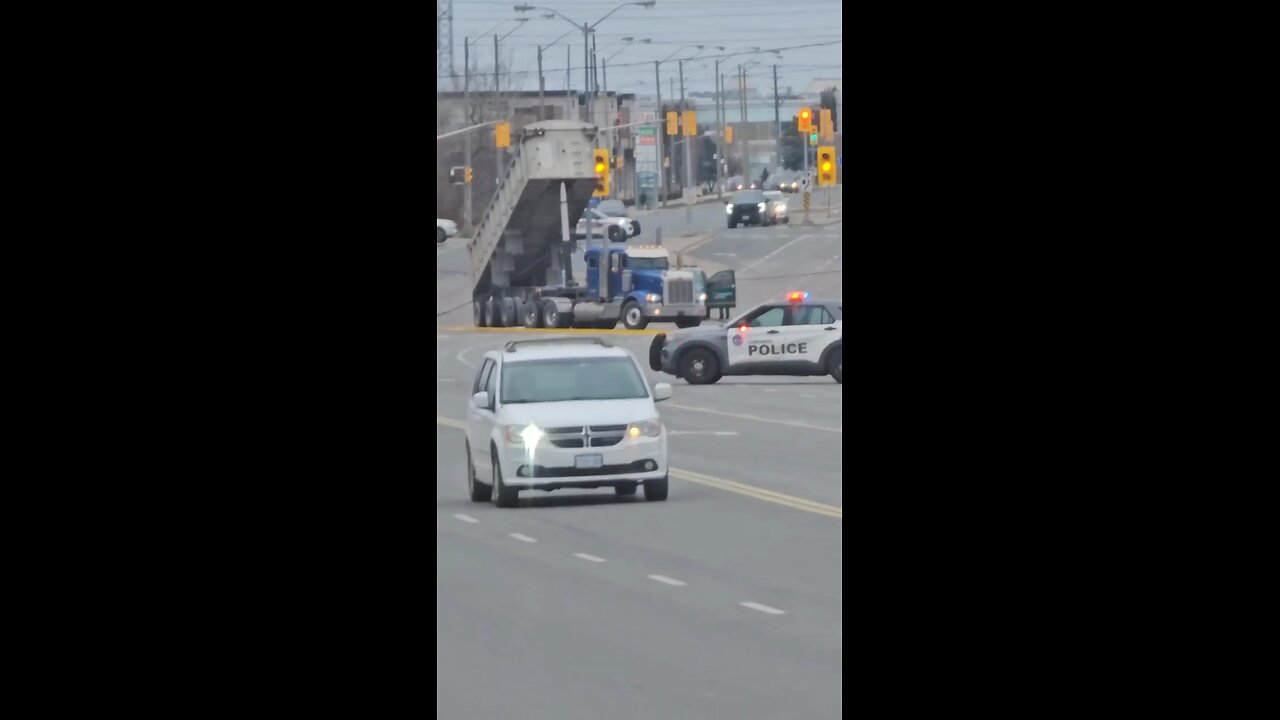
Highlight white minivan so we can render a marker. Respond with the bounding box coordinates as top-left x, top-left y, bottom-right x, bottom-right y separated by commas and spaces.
465, 337, 672, 507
